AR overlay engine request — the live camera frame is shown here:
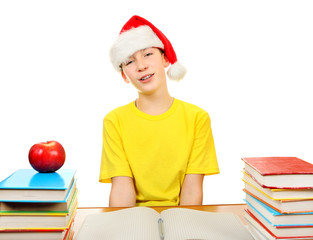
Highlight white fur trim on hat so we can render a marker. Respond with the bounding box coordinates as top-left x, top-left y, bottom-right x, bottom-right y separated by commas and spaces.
167, 61, 187, 81
110, 25, 164, 72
